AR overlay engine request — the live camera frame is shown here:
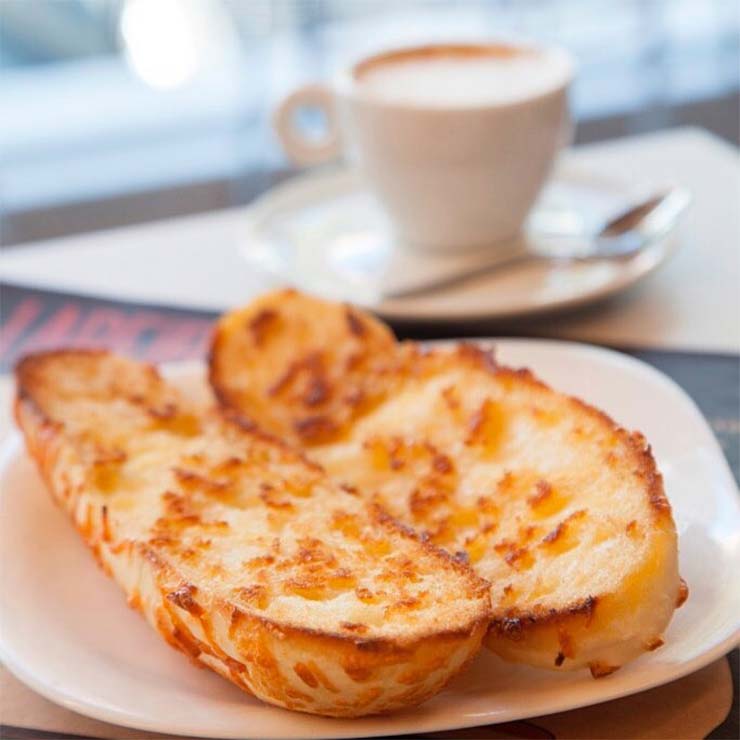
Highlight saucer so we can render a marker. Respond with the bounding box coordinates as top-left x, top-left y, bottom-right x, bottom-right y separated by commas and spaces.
241, 161, 682, 322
